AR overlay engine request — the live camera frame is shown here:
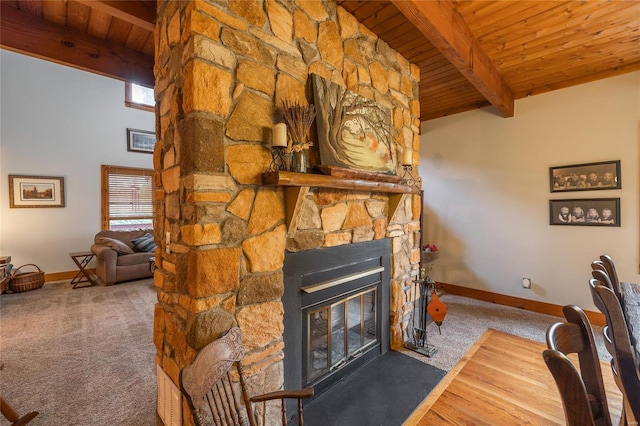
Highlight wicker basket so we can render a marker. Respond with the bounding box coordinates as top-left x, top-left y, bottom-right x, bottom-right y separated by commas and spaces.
10, 264, 45, 293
